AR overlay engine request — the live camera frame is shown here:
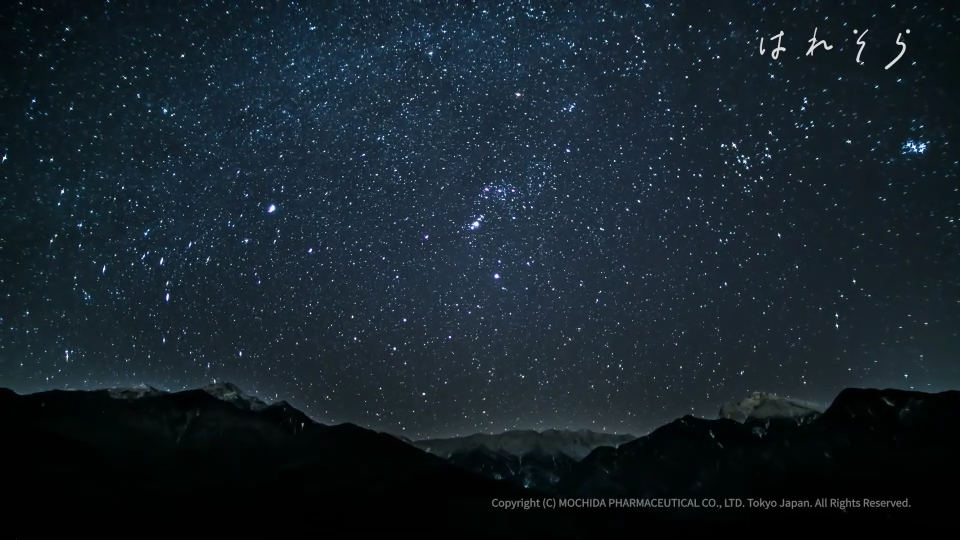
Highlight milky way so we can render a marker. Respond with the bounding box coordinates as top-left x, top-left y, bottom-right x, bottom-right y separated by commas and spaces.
2, 1, 958, 438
